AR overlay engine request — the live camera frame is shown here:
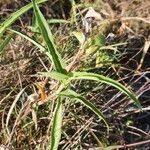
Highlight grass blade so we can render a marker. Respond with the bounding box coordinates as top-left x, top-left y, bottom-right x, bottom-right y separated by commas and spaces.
70, 72, 141, 108
39, 71, 70, 81
0, 34, 13, 57
72, 31, 85, 45
50, 98, 63, 150
32, 0, 66, 74
47, 19, 69, 24
60, 89, 108, 128
0, 0, 47, 37
6, 88, 26, 127
9, 29, 52, 60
